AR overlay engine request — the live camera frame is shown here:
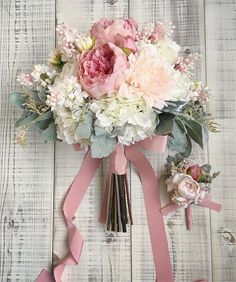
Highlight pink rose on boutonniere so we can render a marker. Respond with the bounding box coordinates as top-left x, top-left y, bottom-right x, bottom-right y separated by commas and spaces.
78, 42, 128, 98
167, 173, 201, 205
187, 164, 202, 181
91, 18, 138, 52
176, 175, 200, 200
